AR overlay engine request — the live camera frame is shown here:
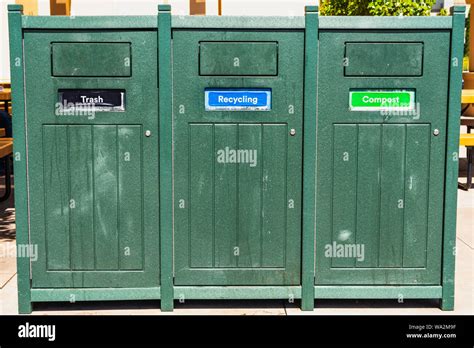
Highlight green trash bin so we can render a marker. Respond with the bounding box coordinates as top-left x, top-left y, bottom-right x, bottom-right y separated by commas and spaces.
8, 4, 164, 314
